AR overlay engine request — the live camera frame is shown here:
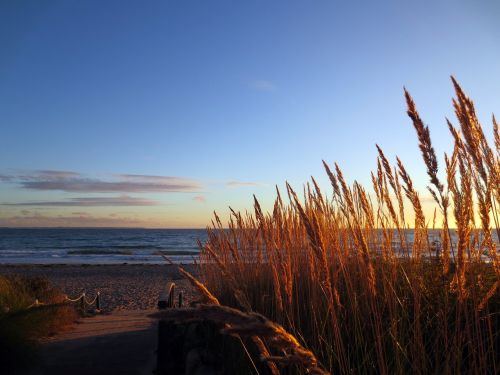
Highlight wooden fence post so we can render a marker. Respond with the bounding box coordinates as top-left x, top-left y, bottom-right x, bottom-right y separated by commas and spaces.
96, 291, 101, 311
158, 282, 176, 309
168, 283, 175, 308
80, 293, 85, 313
